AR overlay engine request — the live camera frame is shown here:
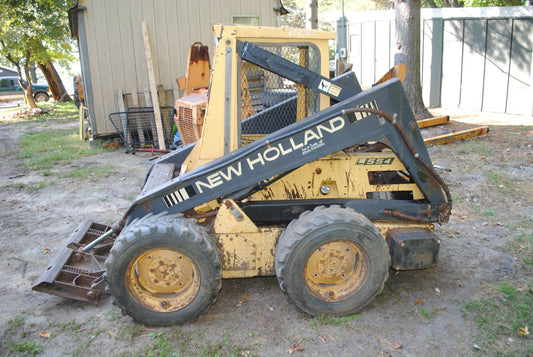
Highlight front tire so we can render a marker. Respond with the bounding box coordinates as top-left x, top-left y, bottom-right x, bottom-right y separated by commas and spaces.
104, 213, 222, 326
275, 206, 390, 316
